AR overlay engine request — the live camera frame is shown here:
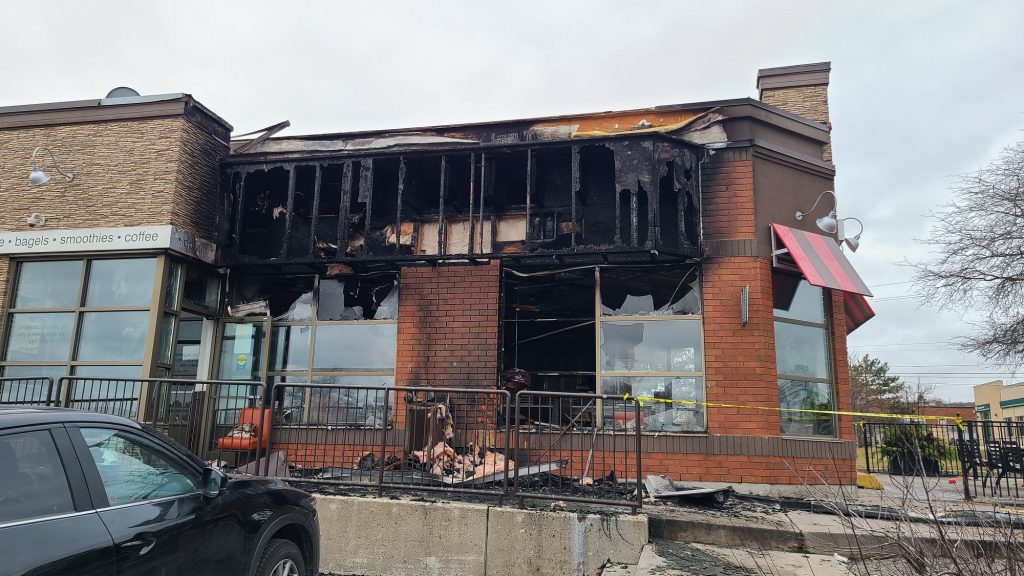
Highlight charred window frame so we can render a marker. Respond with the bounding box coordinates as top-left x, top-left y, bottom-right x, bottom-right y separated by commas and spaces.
772, 273, 835, 437
503, 264, 705, 433
227, 273, 399, 428
597, 266, 705, 433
